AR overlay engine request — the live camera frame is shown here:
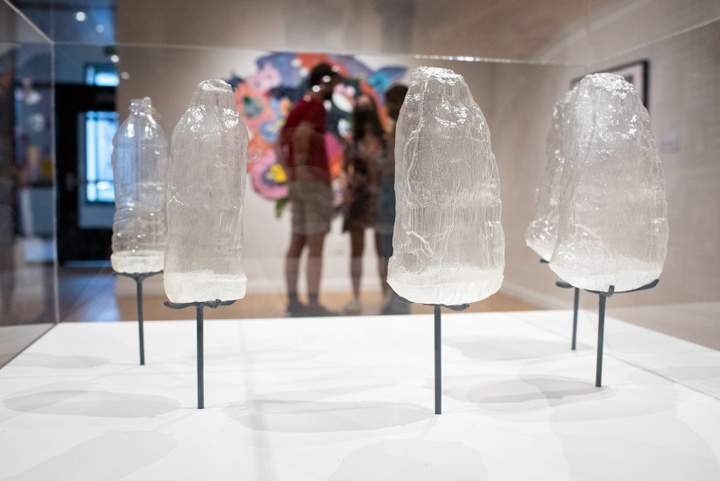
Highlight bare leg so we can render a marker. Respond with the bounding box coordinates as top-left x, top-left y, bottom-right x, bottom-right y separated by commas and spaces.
285, 232, 306, 305
374, 231, 388, 297
349, 229, 364, 302
306, 232, 326, 307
